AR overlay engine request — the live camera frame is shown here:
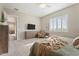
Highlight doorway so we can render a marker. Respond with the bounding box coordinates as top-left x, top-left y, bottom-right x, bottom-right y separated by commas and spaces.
7, 15, 17, 40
